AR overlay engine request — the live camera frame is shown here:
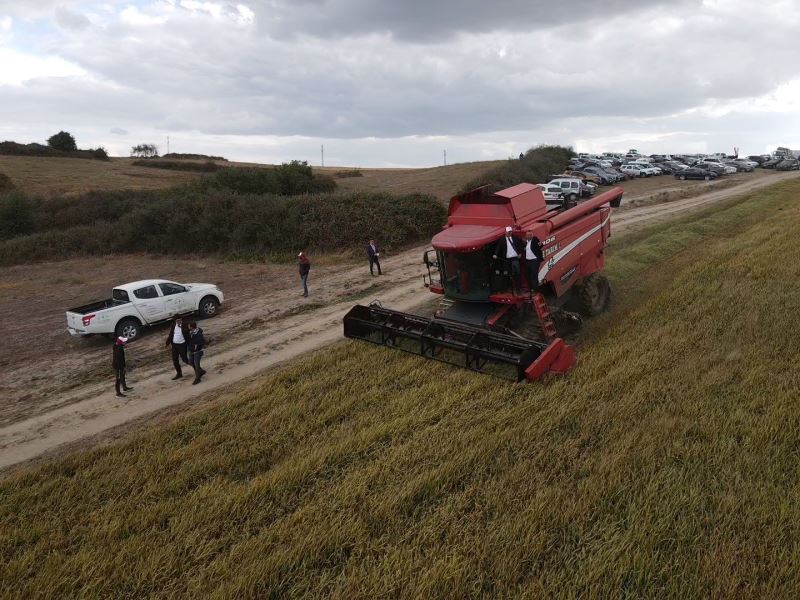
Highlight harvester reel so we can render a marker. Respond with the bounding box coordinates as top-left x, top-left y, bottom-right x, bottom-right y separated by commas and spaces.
577, 273, 611, 316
